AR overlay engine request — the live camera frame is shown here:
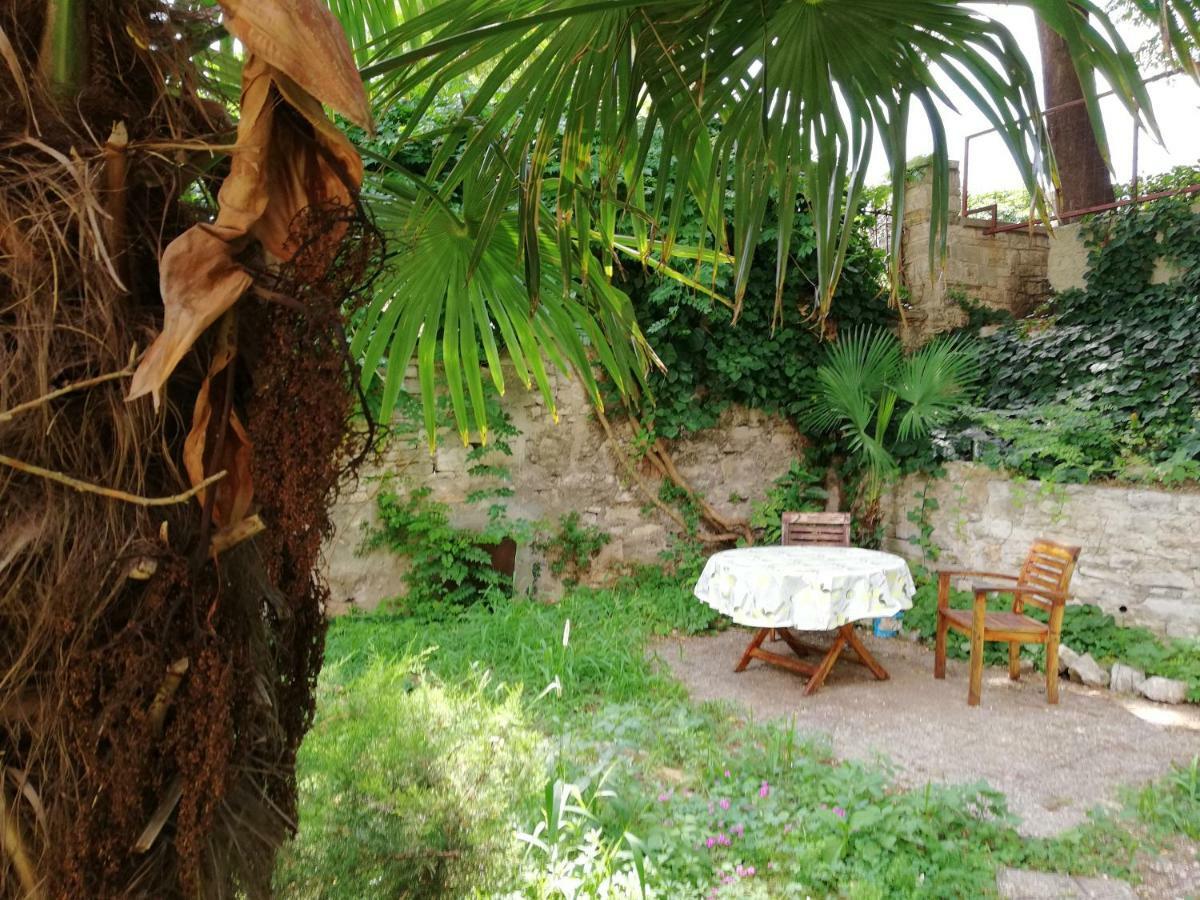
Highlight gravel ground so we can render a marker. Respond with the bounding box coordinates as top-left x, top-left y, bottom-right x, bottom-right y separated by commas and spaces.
657, 627, 1200, 839
1135, 838, 1200, 900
